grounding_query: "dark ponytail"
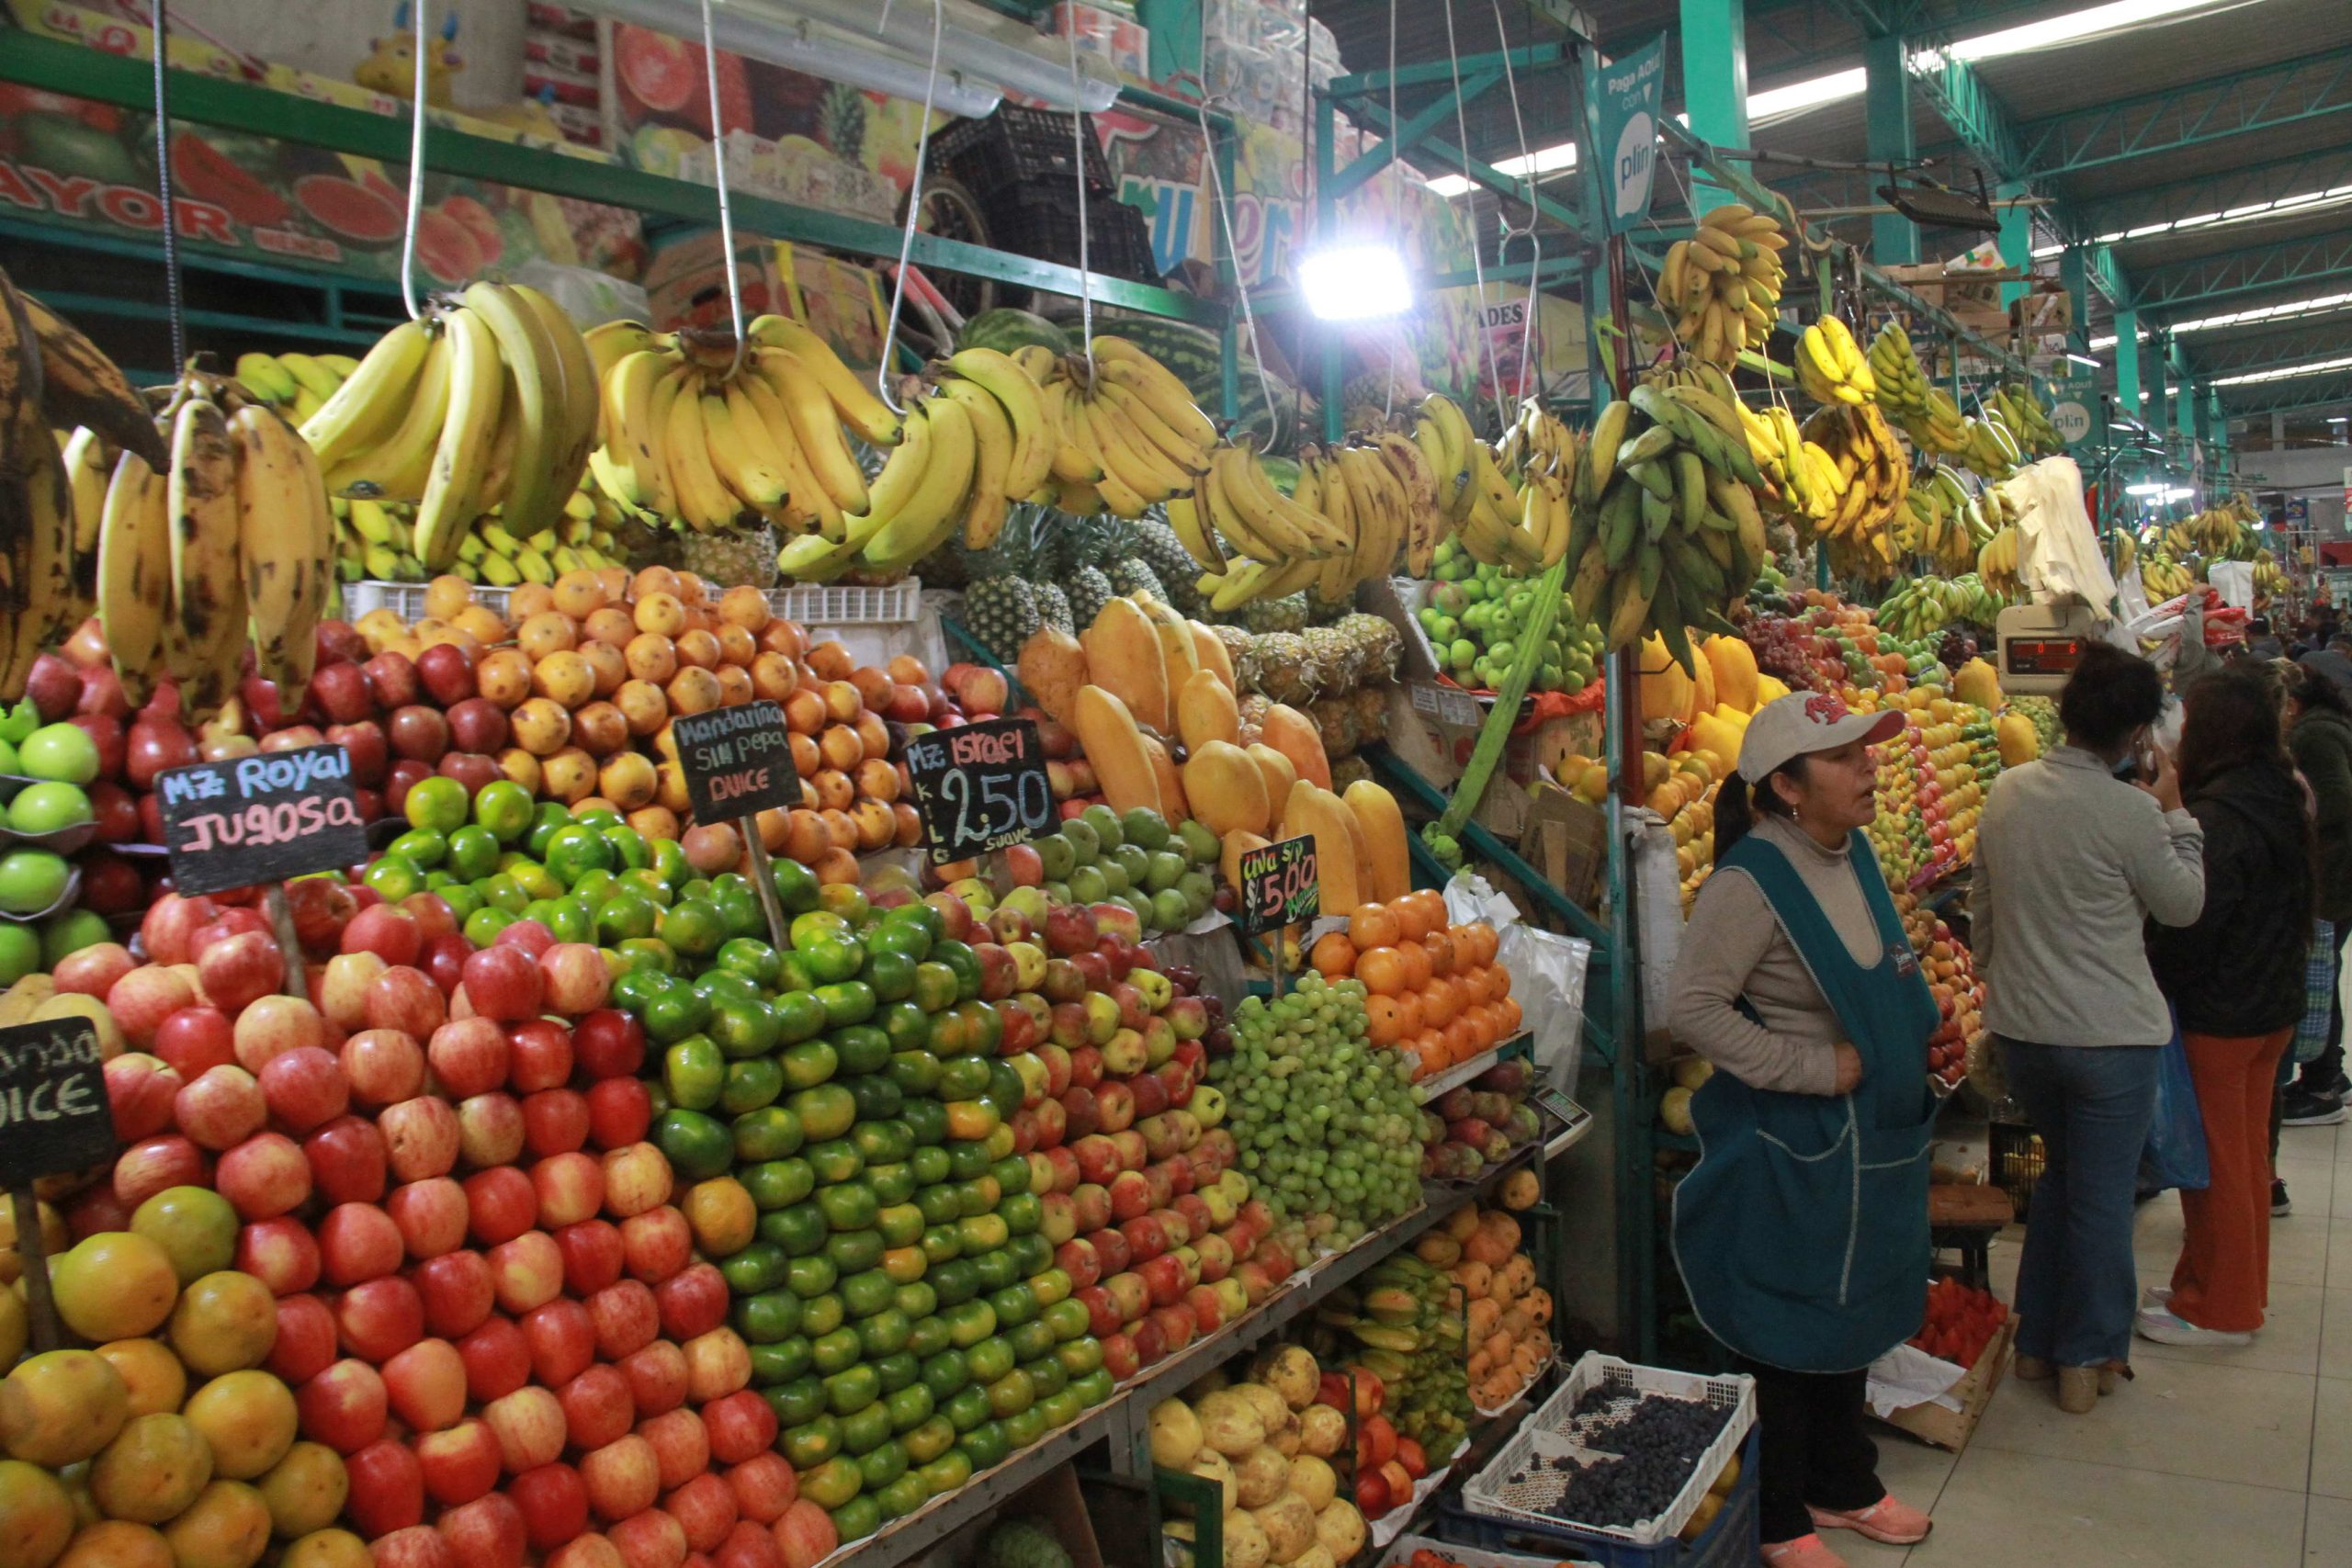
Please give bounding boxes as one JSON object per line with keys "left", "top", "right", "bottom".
{"left": 1713, "top": 756, "right": 1805, "bottom": 855}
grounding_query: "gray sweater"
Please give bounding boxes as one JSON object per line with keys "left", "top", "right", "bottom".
{"left": 1972, "top": 745, "right": 2206, "bottom": 1048}
{"left": 1668, "top": 814, "right": 1887, "bottom": 1096}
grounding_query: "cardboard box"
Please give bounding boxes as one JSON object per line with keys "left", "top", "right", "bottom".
{"left": 1525, "top": 784, "right": 1608, "bottom": 913}
{"left": 1881, "top": 1314, "right": 2015, "bottom": 1452}
{"left": 904, "top": 1462, "right": 1107, "bottom": 1568}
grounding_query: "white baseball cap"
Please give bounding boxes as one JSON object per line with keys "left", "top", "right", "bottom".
{"left": 1737, "top": 690, "right": 1905, "bottom": 782}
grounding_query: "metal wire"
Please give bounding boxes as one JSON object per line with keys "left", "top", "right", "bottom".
{"left": 1439, "top": 0, "right": 1507, "bottom": 434}
{"left": 1487, "top": 0, "right": 1542, "bottom": 401}
{"left": 1069, "top": 22, "right": 1093, "bottom": 367}
{"left": 399, "top": 0, "right": 428, "bottom": 321}
{"left": 1192, "top": 89, "right": 1283, "bottom": 445}
{"left": 698, "top": 0, "right": 746, "bottom": 377}
{"left": 150, "top": 0, "right": 187, "bottom": 367}
{"left": 875, "top": 0, "right": 947, "bottom": 414}
{"left": 1383, "top": 0, "right": 1400, "bottom": 422}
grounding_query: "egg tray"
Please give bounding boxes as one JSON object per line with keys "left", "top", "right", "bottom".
{"left": 0, "top": 864, "right": 83, "bottom": 924}
{"left": 0, "top": 774, "right": 97, "bottom": 855}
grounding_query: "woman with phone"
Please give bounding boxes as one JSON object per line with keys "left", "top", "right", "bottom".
{"left": 1973, "top": 643, "right": 2206, "bottom": 1413}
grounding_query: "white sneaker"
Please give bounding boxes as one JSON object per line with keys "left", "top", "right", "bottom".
{"left": 2141, "top": 1284, "right": 2173, "bottom": 1309}
{"left": 2135, "top": 1304, "right": 2251, "bottom": 1348}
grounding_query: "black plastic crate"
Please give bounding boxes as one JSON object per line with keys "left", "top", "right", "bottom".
{"left": 932, "top": 104, "right": 1115, "bottom": 199}
{"left": 990, "top": 187, "right": 1161, "bottom": 281}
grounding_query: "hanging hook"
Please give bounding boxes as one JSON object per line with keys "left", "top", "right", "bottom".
{"left": 149, "top": 0, "right": 187, "bottom": 369}
{"left": 1069, "top": 23, "right": 1094, "bottom": 373}
{"left": 397, "top": 0, "right": 429, "bottom": 321}
{"left": 876, "top": 0, "right": 946, "bottom": 416}
{"left": 698, "top": 0, "right": 746, "bottom": 378}
{"left": 1437, "top": 0, "right": 1506, "bottom": 434}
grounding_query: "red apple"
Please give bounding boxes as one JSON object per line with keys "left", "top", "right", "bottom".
{"left": 381, "top": 1095, "right": 462, "bottom": 1181}
{"left": 526, "top": 1088, "right": 593, "bottom": 1156}
{"left": 344, "top": 1438, "right": 426, "bottom": 1538}
{"left": 586, "top": 1079, "right": 653, "bottom": 1151}
{"left": 619, "top": 1340, "right": 689, "bottom": 1417}
{"left": 388, "top": 1176, "right": 469, "bottom": 1260}
{"left": 560, "top": 1363, "right": 639, "bottom": 1452}
{"left": 524, "top": 1297, "right": 598, "bottom": 1388}
{"left": 304, "top": 1113, "right": 388, "bottom": 1205}
{"left": 557, "top": 1218, "right": 628, "bottom": 1297}
{"left": 489, "top": 1228, "right": 566, "bottom": 1315}
{"left": 336, "top": 1273, "right": 424, "bottom": 1362}
{"left": 466, "top": 1166, "right": 538, "bottom": 1247}
{"left": 650, "top": 1258, "right": 723, "bottom": 1336}
{"left": 417, "top": 1416, "right": 506, "bottom": 1507}
{"left": 236, "top": 1214, "right": 322, "bottom": 1295}
{"left": 510, "top": 1461, "right": 591, "bottom": 1553}
{"left": 298, "top": 1357, "right": 390, "bottom": 1454}
{"left": 484, "top": 1383, "right": 570, "bottom": 1475}
{"left": 319, "top": 1201, "right": 405, "bottom": 1286}
{"left": 266, "top": 1292, "right": 339, "bottom": 1384}
{"left": 458, "top": 1314, "right": 531, "bottom": 1404}
{"left": 413, "top": 1247, "right": 497, "bottom": 1339}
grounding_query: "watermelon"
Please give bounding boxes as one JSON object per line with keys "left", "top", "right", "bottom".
{"left": 957, "top": 308, "right": 1072, "bottom": 357}
{"left": 1102, "top": 317, "right": 1312, "bottom": 457}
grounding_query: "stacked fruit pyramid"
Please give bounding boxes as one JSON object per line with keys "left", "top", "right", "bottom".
{"left": 1416, "top": 1186, "right": 1550, "bottom": 1414}
{"left": 1148, "top": 1344, "right": 1374, "bottom": 1566}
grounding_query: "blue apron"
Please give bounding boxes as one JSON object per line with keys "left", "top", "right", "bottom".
{"left": 1671, "top": 829, "right": 1941, "bottom": 1373}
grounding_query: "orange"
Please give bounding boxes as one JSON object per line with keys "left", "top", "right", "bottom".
{"left": 1425, "top": 930, "right": 1458, "bottom": 978}
{"left": 1394, "top": 990, "right": 1426, "bottom": 1038}
{"left": 1464, "top": 1004, "right": 1498, "bottom": 1052}
{"left": 1392, "top": 897, "right": 1431, "bottom": 943}
{"left": 1497, "top": 998, "right": 1523, "bottom": 1034}
{"left": 1468, "top": 923, "right": 1498, "bottom": 966}
{"left": 1356, "top": 947, "right": 1408, "bottom": 997}
{"left": 1422, "top": 976, "right": 1460, "bottom": 1028}
{"left": 1445, "top": 1017, "right": 1479, "bottom": 1062}
{"left": 1310, "top": 933, "right": 1358, "bottom": 979}
{"left": 1413, "top": 1030, "right": 1450, "bottom": 1073}
{"left": 1396, "top": 940, "right": 1433, "bottom": 992}
{"left": 1364, "top": 996, "right": 1405, "bottom": 1045}
{"left": 1347, "top": 904, "right": 1400, "bottom": 951}
{"left": 1411, "top": 888, "right": 1449, "bottom": 931}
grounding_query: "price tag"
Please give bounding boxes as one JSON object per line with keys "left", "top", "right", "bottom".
{"left": 0, "top": 1017, "right": 115, "bottom": 1186}
{"left": 1238, "top": 834, "right": 1318, "bottom": 935}
{"left": 903, "top": 717, "right": 1055, "bottom": 866}
{"left": 672, "top": 701, "right": 800, "bottom": 824}
{"left": 156, "top": 745, "right": 370, "bottom": 897}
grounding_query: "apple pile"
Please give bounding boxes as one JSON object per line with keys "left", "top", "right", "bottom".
{"left": 920, "top": 802, "right": 1228, "bottom": 942}
{"left": 19, "top": 889, "right": 847, "bottom": 1568}
{"left": 1148, "top": 1344, "right": 1371, "bottom": 1568}
{"left": 1418, "top": 1059, "right": 1543, "bottom": 1183}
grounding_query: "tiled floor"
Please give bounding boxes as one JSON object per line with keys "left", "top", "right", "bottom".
{"left": 1843, "top": 1115, "right": 2350, "bottom": 1565}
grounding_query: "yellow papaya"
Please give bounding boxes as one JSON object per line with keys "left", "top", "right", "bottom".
{"left": 1183, "top": 740, "right": 1269, "bottom": 836}
{"left": 1071, "top": 684, "right": 1162, "bottom": 816}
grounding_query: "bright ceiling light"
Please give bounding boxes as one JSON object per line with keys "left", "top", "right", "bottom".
{"left": 1427, "top": 140, "right": 1576, "bottom": 199}
{"left": 2064, "top": 352, "right": 2102, "bottom": 368}
{"left": 1299, "top": 245, "right": 1410, "bottom": 321}
{"left": 2215, "top": 354, "right": 2352, "bottom": 388}
{"left": 1749, "top": 68, "right": 1866, "bottom": 121}
{"left": 2125, "top": 482, "right": 2165, "bottom": 495}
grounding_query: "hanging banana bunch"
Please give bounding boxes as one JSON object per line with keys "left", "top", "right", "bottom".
{"left": 2111, "top": 525, "right": 2139, "bottom": 580}
{"left": 1795, "top": 314, "right": 1877, "bottom": 406}
{"left": 1959, "top": 406, "right": 2022, "bottom": 480}
{"left": 1658, "top": 202, "right": 1788, "bottom": 368}
{"left": 89, "top": 371, "right": 335, "bottom": 719}
{"left": 1990, "top": 383, "right": 2063, "bottom": 457}
{"left": 1798, "top": 400, "right": 1910, "bottom": 569}
{"left": 1977, "top": 526, "right": 2023, "bottom": 597}
{"left": 2138, "top": 552, "right": 2196, "bottom": 600}
{"left": 1875, "top": 573, "right": 2007, "bottom": 640}
{"left": 299, "top": 281, "right": 599, "bottom": 570}
{"left": 1865, "top": 321, "right": 1931, "bottom": 423}
{"left": 1038, "top": 335, "right": 1216, "bottom": 522}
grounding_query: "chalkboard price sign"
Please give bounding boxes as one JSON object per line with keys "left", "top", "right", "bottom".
{"left": 1238, "top": 834, "right": 1318, "bottom": 934}
{"left": 157, "top": 745, "right": 370, "bottom": 897}
{"left": 0, "top": 1017, "right": 116, "bottom": 1186}
{"left": 903, "top": 717, "right": 1054, "bottom": 866}
{"left": 673, "top": 702, "right": 800, "bottom": 824}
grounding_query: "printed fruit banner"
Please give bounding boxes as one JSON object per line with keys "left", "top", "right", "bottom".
{"left": 0, "top": 84, "right": 644, "bottom": 288}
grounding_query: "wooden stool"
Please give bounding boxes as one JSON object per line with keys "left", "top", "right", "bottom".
{"left": 1928, "top": 1183, "right": 2015, "bottom": 1293}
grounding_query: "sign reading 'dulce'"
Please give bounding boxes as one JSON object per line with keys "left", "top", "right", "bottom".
{"left": 673, "top": 701, "right": 801, "bottom": 824}
{"left": 0, "top": 1017, "right": 116, "bottom": 1186}
{"left": 903, "top": 716, "right": 1054, "bottom": 866}
{"left": 1238, "top": 834, "right": 1319, "bottom": 935}
{"left": 157, "top": 744, "right": 371, "bottom": 897}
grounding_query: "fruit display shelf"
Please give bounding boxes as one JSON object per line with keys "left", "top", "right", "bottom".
{"left": 1412, "top": 1040, "right": 1529, "bottom": 1107}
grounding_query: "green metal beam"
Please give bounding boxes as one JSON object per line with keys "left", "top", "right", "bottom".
{"left": 1680, "top": 0, "right": 1751, "bottom": 215}
{"left": 2218, "top": 369, "right": 2352, "bottom": 418}
{"left": 1327, "top": 70, "right": 1502, "bottom": 204}
{"left": 0, "top": 32, "right": 1222, "bottom": 325}
{"left": 2187, "top": 321, "right": 2352, "bottom": 378}
{"left": 2114, "top": 306, "right": 2141, "bottom": 414}
{"left": 1324, "top": 43, "right": 1569, "bottom": 100}
{"left": 2070, "top": 146, "right": 2352, "bottom": 244}
{"left": 2009, "top": 44, "right": 2352, "bottom": 182}
{"left": 2132, "top": 226, "right": 2352, "bottom": 312}
{"left": 1342, "top": 95, "right": 1585, "bottom": 235}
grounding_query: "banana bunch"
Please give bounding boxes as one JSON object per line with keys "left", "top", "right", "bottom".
{"left": 2139, "top": 552, "right": 2196, "bottom": 601}
{"left": 1865, "top": 321, "right": 1931, "bottom": 420}
{"left": 1035, "top": 337, "right": 1218, "bottom": 524}
{"left": 1, "top": 269, "right": 173, "bottom": 699}
{"left": 1409, "top": 391, "right": 1480, "bottom": 524}
{"left": 1185, "top": 434, "right": 1425, "bottom": 610}
{"left": 300, "top": 281, "right": 597, "bottom": 570}
{"left": 2254, "top": 557, "right": 2289, "bottom": 599}
{"left": 91, "top": 371, "right": 334, "bottom": 718}
{"left": 2112, "top": 526, "right": 2138, "bottom": 579}
{"left": 1734, "top": 397, "right": 1840, "bottom": 526}
{"left": 1896, "top": 387, "right": 1971, "bottom": 460}
{"left": 1798, "top": 400, "right": 1910, "bottom": 559}
{"left": 1959, "top": 407, "right": 2022, "bottom": 480}
{"left": 334, "top": 477, "right": 633, "bottom": 586}
{"left": 2170, "top": 495, "right": 2261, "bottom": 559}
{"left": 1977, "top": 524, "right": 2024, "bottom": 597}
{"left": 232, "top": 350, "right": 362, "bottom": 422}
{"left": 1991, "top": 383, "right": 2062, "bottom": 457}
{"left": 1564, "top": 381, "right": 1770, "bottom": 670}
{"left": 590, "top": 312, "right": 901, "bottom": 542}
{"left": 1875, "top": 572, "right": 2007, "bottom": 640}
{"left": 1907, "top": 465, "right": 2001, "bottom": 574}
{"left": 1658, "top": 201, "right": 1789, "bottom": 367}
{"left": 1796, "top": 315, "right": 1877, "bottom": 407}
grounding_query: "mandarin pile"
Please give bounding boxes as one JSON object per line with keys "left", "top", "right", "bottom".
{"left": 1306, "top": 893, "right": 1518, "bottom": 1081}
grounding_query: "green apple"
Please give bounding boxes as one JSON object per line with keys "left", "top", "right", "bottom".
{"left": 0, "top": 847, "right": 71, "bottom": 914}
{"left": 17, "top": 724, "right": 97, "bottom": 784}
{"left": 41, "top": 908, "right": 112, "bottom": 965}
{"left": 6, "top": 783, "right": 89, "bottom": 834}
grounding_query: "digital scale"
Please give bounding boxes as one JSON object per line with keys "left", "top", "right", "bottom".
{"left": 1995, "top": 602, "right": 2104, "bottom": 695}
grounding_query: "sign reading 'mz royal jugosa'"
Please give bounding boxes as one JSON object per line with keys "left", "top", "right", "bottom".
{"left": 155, "top": 744, "right": 370, "bottom": 897}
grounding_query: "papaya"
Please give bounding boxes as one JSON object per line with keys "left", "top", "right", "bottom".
{"left": 1016, "top": 627, "right": 1088, "bottom": 726}
{"left": 1139, "top": 732, "right": 1190, "bottom": 819}
{"left": 1187, "top": 620, "right": 1237, "bottom": 690}
{"left": 1247, "top": 744, "right": 1299, "bottom": 828}
{"left": 1220, "top": 829, "right": 1271, "bottom": 892}
{"left": 1071, "top": 684, "right": 1162, "bottom": 816}
{"left": 1702, "top": 634, "right": 1760, "bottom": 714}
{"left": 1176, "top": 668, "right": 1240, "bottom": 750}
{"left": 1283, "top": 781, "right": 1368, "bottom": 917}
{"left": 1754, "top": 672, "right": 1792, "bottom": 706}
{"left": 1687, "top": 641, "right": 1715, "bottom": 722}
{"left": 1637, "top": 634, "right": 1693, "bottom": 727}
{"left": 1997, "top": 709, "right": 2041, "bottom": 767}
{"left": 1182, "top": 740, "right": 1269, "bottom": 836}
{"left": 1954, "top": 657, "right": 2002, "bottom": 709}
{"left": 1261, "top": 704, "right": 1330, "bottom": 791}
{"left": 1131, "top": 595, "right": 1202, "bottom": 712}
{"left": 1080, "top": 598, "right": 1171, "bottom": 730}
{"left": 1340, "top": 779, "right": 1409, "bottom": 904}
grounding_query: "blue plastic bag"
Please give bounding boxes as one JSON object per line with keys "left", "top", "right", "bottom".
{"left": 2143, "top": 1011, "right": 2211, "bottom": 1193}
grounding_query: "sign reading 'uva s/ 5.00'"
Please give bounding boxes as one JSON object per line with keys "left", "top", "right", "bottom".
{"left": 155, "top": 745, "right": 371, "bottom": 897}
{"left": 903, "top": 717, "right": 1055, "bottom": 866}
{"left": 1238, "top": 834, "right": 1319, "bottom": 934}
{"left": 672, "top": 702, "right": 800, "bottom": 824}
{"left": 0, "top": 1016, "right": 116, "bottom": 1186}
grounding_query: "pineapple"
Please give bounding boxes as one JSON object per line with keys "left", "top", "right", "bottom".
{"left": 1035, "top": 581, "right": 1073, "bottom": 634}
{"left": 1237, "top": 693, "right": 1272, "bottom": 746}
{"left": 1133, "top": 515, "right": 1205, "bottom": 614}
{"left": 1302, "top": 626, "right": 1352, "bottom": 697}
{"left": 1108, "top": 551, "right": 1166, "bottom": 604}
{"left": 1069, "top": 563, "right": 1114, "bottom": 632}
{"left": 1252, "top": 632, "right": 1313, "bottom": 705}
{"left": 817, "top": 83, "right": 867, "bottom": 161}
{"left": 1351, "top": 684, "right": 1388, "bottom": 744}
{"left": 1242, "top": 592, "right": 1309, "bottom": 635}
{"left": 1337, "top": 612, "right": 1401, "bottom": 683}
{"left": 963, "top": 533, "right": 1041, "bottom": 660}
{"left": 675, "top": 523, "right": 776, "bottom": 587}
{"left": 1305, "top": 586, "right": 1355, "bottom": 625}
{"left": 1213, "top": 625, "right": 1254, "bottom": 691}
{"left": 1308, "top": 695, "right": 1359, "bottom": 758}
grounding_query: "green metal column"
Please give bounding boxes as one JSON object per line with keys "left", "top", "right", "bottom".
{"left": 2061, "top": 246, "right": 2091, "bottom": 355}
{"left": 1679, "top": 0, "right": 1749, "bottom": 215}
{"left": 1863, "top": 32, "right": 1917, "bottom": 265}
{"left": 2115, "top": 308, "right": 2141, "bottom": 423}
{"left": 1996, "top": 180, "right": 2032, "bottom": 307}
{"left": 2149, "top": 329, "right": 2170, "bottom": 438}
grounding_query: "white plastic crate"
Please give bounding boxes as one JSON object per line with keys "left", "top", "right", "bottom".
{"left": 1463, "top": 1354, "right": 1754, "bottom": 1549}
{"left": 341, "top": 581, "right": 469, "bottom": 623}
{"left": 340, "top": 580, "right": 921, "bottom": 630}
{"left": 1383, "top": 1532, "right": 1600, "bottom": 1568}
